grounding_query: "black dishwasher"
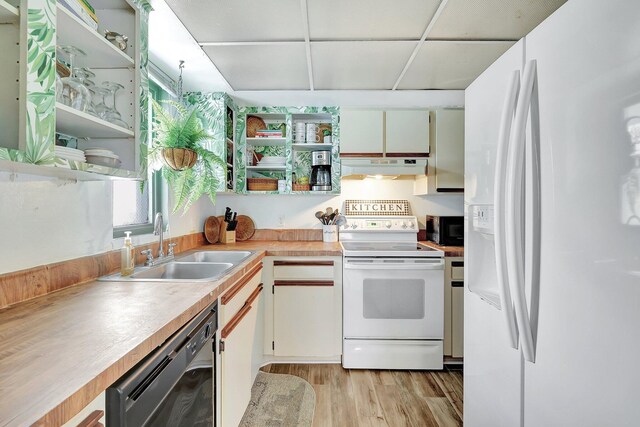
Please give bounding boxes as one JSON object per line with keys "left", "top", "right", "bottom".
{"left": 107, "top": 302, "right": 217, "bottom": 427}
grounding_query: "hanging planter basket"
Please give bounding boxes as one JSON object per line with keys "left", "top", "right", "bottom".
{"left": 161, "top": 148, "right": 198, "bottom": 171}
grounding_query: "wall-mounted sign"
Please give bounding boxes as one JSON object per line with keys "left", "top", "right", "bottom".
{"left": 344, "top": 200, "right": 410, "bottom": 216}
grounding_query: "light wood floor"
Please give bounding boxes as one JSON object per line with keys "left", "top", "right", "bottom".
{"left": 261, "top": 364, "right": 463, "bottom": 427}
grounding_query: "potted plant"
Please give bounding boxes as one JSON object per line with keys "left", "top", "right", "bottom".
{"left": 148, "top": 99, "right": 225, "bottom": 213}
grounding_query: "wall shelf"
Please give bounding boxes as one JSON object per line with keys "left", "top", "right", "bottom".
{"left": 56, "top": 103, "right": 134, "bottom": 139}
{"left": 0, "top": 159, "right": 140, "bottom": 181}
{"left": 56, "top": 4, "right": 134, "bottom": 68}
{"left": 0, "top": 0, "right": 18, "bottom": 23}
{"left": 246, "top": 165, "right": 286, "bottom": 171}
{"left": 246, "top": 137, "right": 286, "bottom": 146}
{"left": 292, "top": 143, "right": 333, "bottom": 151}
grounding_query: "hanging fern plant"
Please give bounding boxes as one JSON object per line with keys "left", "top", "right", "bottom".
{"left": 148, "top": 99, "right": 225, "bottom": 214}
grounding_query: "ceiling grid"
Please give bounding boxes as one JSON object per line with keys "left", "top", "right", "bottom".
{"left": 164, "top": 0, "right": 567, "bottom": 90}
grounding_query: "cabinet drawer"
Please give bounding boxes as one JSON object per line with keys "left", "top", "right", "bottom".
{"left": 220, "top": 263, "right": 262, "bottom": 324}
{"left": 273, "top": 260, "right": 334, "bottom": 280}
{"left": 451, "top": 261, "right": 464, "bottom": 280}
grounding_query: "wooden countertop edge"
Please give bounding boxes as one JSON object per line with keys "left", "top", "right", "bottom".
{"left": 30, "top": 252, "right": 266, "bottom": 427}
{"left": 420, "top": 241, "right": 464, "bottom": 257}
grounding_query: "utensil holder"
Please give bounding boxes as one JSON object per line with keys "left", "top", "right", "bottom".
{"left": 220, "top": 229, "right": 236, "bottom": 244}
{"left": 322, "top": 225, "right": 339, "bottom": 243}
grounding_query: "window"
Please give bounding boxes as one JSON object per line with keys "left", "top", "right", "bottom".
{"left": 112, "top": 80, "right": 169, "bottom": 237}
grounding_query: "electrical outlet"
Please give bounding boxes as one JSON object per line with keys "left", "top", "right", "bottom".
{"left": 278, "top": 215, "right": 285, "bottom": 228}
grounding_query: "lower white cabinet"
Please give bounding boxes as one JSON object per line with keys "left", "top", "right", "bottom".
{"left": 444, "top": 257, "right": 464, "bottom": 358}
{"left": 219, "top": 264, "right": 264, "bottom": 427}
{"left": 265, "top": 257, "right": 342, "bottom": 361}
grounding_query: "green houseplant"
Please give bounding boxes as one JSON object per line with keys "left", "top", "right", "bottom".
{"left": 149, "top": 99, "right": 225, "bottom": 214}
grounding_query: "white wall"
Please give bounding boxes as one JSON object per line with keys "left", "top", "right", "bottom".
{"left": 211, "top": 179, "right": 463, "bottom": 230}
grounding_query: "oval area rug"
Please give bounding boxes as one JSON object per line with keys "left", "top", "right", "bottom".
{"left": 240, "top": 372, "right": 316, "bottom": 427}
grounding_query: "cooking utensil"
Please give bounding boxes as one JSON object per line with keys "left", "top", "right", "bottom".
{"left": 203, "top": 216, "right": 221, "bottom": 244}
{"left": 336, "top": 215, "right": 347, "bottom": 226}
{"left": 331, "top": 209, "right": 339, "bottom": 224}
{"left": 224, "top": 207, "right": 232, "bottom": 222}
{"left": 315, "top": 211, "right": 325, "bottom": 223}
{"left": 235, "top": 215, "right": 256, "bottom": 241}
{"left": 325, "top": 207, "right": 333, "bottom": 216}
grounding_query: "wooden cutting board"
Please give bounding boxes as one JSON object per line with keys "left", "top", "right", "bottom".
{"left": 235, "top": 215, "right": 256, "bottom": 241}
{"left": 203, "top": 216, "right": 220, "bottom": 244}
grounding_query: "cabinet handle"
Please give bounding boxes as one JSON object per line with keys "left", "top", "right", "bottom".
{"left": 221, "top": 303, "right": 252, "bottom": 339}
{"left": 274, "top": 280, "right": 334, "bottom": 287}
{"left": 273, "top": 260, "right": 334, "bottom": 267}
{"left": 340, "top": 153, "right": 384, "bottom": 158}
{"left": 246, "top": 284, "right": 263, "bottom": 306}
{"left": 451, "top": 281, "right": 464, "bottom": 288}
{"left": 221, "top": 263, "right": 263, "bottom": 305}
{"left": 77, "top": 410, "right": 104, "bottom": 427}
{"left": 385, "top": 152, "right": 430, "bottom": 158}
{"left": 451, "top": 261, "right": 464, "bottom": 267}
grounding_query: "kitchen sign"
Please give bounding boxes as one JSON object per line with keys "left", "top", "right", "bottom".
{"left": 344, "top": 200, "right": 410, "bottom": 216}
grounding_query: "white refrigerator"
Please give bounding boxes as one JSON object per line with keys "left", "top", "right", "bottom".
{"left": 464, "top": 0, "right": 640, "bottom": 426}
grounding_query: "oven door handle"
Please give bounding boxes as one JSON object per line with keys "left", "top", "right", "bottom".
{"left": 344, "top": 259, "right": 444, "bottom": 270}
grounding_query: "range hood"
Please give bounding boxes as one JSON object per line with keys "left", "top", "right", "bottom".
{"left": 341, "top": 158, "right": 427, "bottom": 177}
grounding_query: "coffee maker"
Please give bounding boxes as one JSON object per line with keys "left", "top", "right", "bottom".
{"left": 310, "top": 151, "right": 332, "bottom": 191}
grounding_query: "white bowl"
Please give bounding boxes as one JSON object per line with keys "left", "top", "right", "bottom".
{"left": 85, "top": 155, "right": 122, "bottom": 168}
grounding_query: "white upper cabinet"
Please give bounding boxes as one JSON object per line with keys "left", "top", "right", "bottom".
{"left": 434, "top": 109, "right": 465, "bottom": 191}
{"left": 339, "top": 110, "right": 384, "bottom": 155}
{"left": 385, "top": 110, "right": 430, "bottom": 156}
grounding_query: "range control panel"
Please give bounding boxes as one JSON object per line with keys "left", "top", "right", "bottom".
{"left": 341, "top": 216, "right": 418, "bottom": 232}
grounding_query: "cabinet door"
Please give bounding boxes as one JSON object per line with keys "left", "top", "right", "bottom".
{"left": 451, "top": 282, "right": 464, "bottom": 358}
{"left": 221, "top": 287, "right": 263, "bottom": 427}
{"left": 434, "top": 109, "right": 464, "bottom": 191}
{"left": 339, "top": 110, "right": 384, "bottom": 155}
{"left": 385, "top": 110, "right": 430, "bottom": 156}
{"left": 274, "top": 283, "right": 339, "bottom": 357}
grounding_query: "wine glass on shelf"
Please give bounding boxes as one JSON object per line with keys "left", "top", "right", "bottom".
{"left": 75, "top": 67, "right": 98, "bottom": 116}
{"left": 92, "top": 86, "right": 111, "bottom": 120}
{"left": 102, "top": 81, "right": 129, "bottom": 129}
{"left": 57, "top": 45, "right": 91, "bottom": 113}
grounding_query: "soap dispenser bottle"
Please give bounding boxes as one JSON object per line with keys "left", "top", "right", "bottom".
{"left": 121, "top": 231, "right": 135, "bottom": 276}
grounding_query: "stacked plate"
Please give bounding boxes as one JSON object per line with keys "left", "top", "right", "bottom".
{"left": 83, "top": 148, "right": 122, "bottom": 168}
{"left": 258, "top": 156, "right": 286, "bottom": 166}
{"left": 55, "top": 146, "right": 86, "bottom": 163}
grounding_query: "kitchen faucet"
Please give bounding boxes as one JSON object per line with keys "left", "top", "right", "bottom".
{"left": 140, "top": 213, "right": 176, "bottom": 267}
{"left": 154, "top": 212, "right": 165, "bottom": 257}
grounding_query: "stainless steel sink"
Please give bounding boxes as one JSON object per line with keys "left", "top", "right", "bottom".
{"left": 177, "top": 250, "right": 253, "bottom": 264}
{"left": 130, "top": 262, "right": 233, "bottom": 281}
{"left": 99, "top": 262, "right": 234, "bottom": 282}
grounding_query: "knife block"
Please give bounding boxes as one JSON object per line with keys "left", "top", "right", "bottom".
{"left": 219, "top": 228, "right": 236, "bottom": 244}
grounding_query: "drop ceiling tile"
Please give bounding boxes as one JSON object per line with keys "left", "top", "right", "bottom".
{"left": 307, "top": 0, "right": 440, "bottom": 41}
{"left": 202, "top": 44, "right": 309, "bottom": 90}
{"left": 165, "top": 0, "right": 304, "bottom": 42}
{"left": 429, "top": 0, "right": 567, "bottom": 40}
{"left": 311, "top": 41, "right": 416, "bottom": 90}
{"left": 397, "top": 41, "right": 514, "bottom": 89}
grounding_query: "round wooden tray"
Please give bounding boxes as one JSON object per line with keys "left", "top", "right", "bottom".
{"left": 246, "top": 116, "right": 267, "bottom": 138}
{"left": 235, "top": 215, "right": 256, "bottom": 241}
{"left": 203, "top": 216, "right": 220, "bottom": 244}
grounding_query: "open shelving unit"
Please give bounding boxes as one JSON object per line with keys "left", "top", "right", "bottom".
{"left": 56, "top": 103, "right": 134, "bottom": 138}
{"left": 56, "top": 4, "right": 134, "bottom": 68}
{"left": 238, "top": 107, "right": 340, "bottom": 194}
{"left": 0, "top": 159, "right": 140, "bottom": 181}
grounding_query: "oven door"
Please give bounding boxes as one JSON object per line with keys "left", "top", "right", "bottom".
{"left": 343, "top": 257, "right": 444, "bottom": 339}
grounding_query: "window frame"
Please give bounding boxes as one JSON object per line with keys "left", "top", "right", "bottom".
{"left": 112, "top": 80, "right": 168, "bottom": 238}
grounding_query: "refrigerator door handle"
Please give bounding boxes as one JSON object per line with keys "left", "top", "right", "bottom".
{"left": 494, "top": 69, "right": 521, "bottom": 350}
{"left": 506, "top": 59, "right": 537, "bottom": 363}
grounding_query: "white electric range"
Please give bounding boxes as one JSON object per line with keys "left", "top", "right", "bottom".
{"left": 340, "top": 216, "right": 445, "bottom": 370}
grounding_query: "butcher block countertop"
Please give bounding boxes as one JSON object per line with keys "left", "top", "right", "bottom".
{"left": 420, "top": 241, "right": 464, "bottom": 257}
{"left": 0, "top": 241, "right": 340, "bottom": 427}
